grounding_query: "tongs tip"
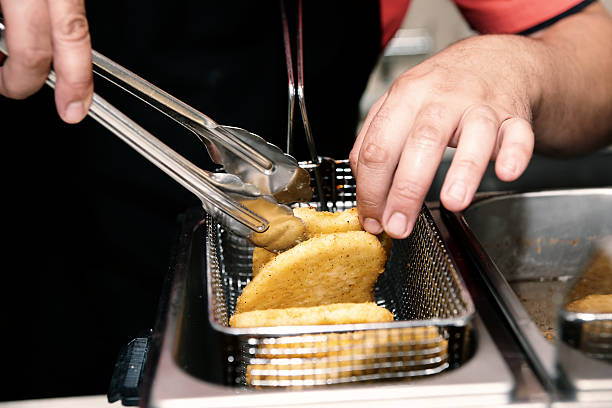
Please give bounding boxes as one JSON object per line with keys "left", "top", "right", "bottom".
{"left": 273, "top": 166, "right": 313, "bottom": 204}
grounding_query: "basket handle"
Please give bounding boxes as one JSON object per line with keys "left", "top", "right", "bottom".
{"left": 107, "top": 330, "right": 152, "bottom": 406}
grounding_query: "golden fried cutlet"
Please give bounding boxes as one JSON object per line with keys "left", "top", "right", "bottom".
{"left": 566, "top": 294, "right": 612, "bottom": 313}
{"left": 293, "top": 207, "right": 363, "bottom": 238}
{"left": 251, "top": 207, "right": 392, "bottom": 277}
{"left": 252, "top": 247, "right": 276, "bottom": 278}
{"left": 229, "top": 302, "right": 394, "bottom": 328}
{"left": 236, "top": 231, "right": 387, "bottom": 313}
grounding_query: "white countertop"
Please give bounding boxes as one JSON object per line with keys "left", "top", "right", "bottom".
{"left": 0, "top": 395, "right": 113, "bottom": 408}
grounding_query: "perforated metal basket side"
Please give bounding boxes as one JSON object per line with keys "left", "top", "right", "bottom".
{"left": 560, "top": 312, "right": 612, "bottom": 362}
{"left": 241, "top": 327, "right": 451, "bottom": 388}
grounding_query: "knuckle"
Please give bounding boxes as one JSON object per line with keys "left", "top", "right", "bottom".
{"left": 356, "top": 186, "right": 383, "bottom": 214}
{"left": 411, "top": 123, "right": 445, "bottom": 150}
{"left": 13, "top": 47, "right": 52, "bottom": 71}
{"left": 60, "top": 75, "right": 92, "bottom": 91}
{"left": 348, "top": 149, "right": 359, "bottom": 170}
{"left": 466, "top": 105, "right": 498, "bottom": 126}
{"left": 391, "top": 179, "right": 425, "bottom": 205}
{"left": 1, "top": 73, "right": 44, "bottom": 99}
{"left": 419, "top": 103, "right": 447, "bottom": 122}
{"left": 360, "top": 140, "right": 389, "bottom": 167}
{"left": 367, "top": 105, "right": 391, "bottom": 134}
{"left": 390, "top": 74, "right": 413, "bottom": 94}
{"left": 454, "top": 155, "right": 482, "bottom": 174}
{"left": 56, "top": 14, "right": 90, "bottom": 43}
{"left": 504, "top": 142, "right": 532, "bottom": 159}
{"left": 473, "top": 114, "right": 498, "bottom": 129}
{"left": 356, "top": 197, "right": 379, "bottom": 212}
{"left": 392, "top": 75, "right": 427, "bottom": 103}
{"left": 2, "top": 85, "right": 32, "bottom": 100}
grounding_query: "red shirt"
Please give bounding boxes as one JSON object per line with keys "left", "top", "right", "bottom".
{"left": 380, "top": 0, "right": 593, "bottom": 48}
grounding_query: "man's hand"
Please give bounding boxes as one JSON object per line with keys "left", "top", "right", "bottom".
{"left": 350, "top": 35, "right": 538, "bottom": 238}
{"left": 0, "top": 0, "right": 92, "bottom": 123}
{"left": 350, "top": 2, "right": 612, "bottom": 239}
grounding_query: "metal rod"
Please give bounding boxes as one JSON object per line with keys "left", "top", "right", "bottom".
{"left": 90, "top": 50, "right": 274, "bottom": 173}
{"left": 47, "top": 72, "right": 270, "bottom": 233}
{"left": 280, "top": 0, "right": 327, "bottom": 210}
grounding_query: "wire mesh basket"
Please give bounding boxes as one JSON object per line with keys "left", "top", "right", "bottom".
{"left": 205, "top": 159, "right": 475, "bottom": 388}
{"left": 560, "top": 317, "right": 612, "bottom": 362}
{"left": 559, "top": 235, "right": 612, "bottom": 363}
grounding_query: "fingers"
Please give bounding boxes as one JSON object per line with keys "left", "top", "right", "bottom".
{"left": 0, "top": 0, "right": 53, "bottom": 99}
{"left": 440, "top": 105, "right": 501, "bottom": 212}
{"left": 381, "top": 103, "right": 456, "bottom": 238}
{"left": 48, "top": 0, "right": 92, "bottom": 123}
{"left": 0, "top": 0, "right": 92, "bottom": 124}
{"left": 355, "top": 94, "right": 534, "bottom": 239}
{"left": 350, "top": 95, "right": 385, "bottom": 179}
{"left": 352, "top": 89, "right": 419, "bottom": 235}
{"left": 494, "top": 117, "right": 534, "bottom": 181}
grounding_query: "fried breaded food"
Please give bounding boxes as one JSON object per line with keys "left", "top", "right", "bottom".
{"left": 293, "top": 206, "right": 393, "bottom": 254}
{"left": 252, "top": 247, "right": 276, "bottom": 277}
{"left": 378, "top": 232, "right": 393, "bottom": 256}
{"left": 251, "top": 207, "right": 393, "bottom": 277}
{"left": 293, "top": 207, "right": 363, "bottom": 238}
{"left": 229, "top": 302, "right": 393, "bottom": 328}
{"left": 251, "top": 207, "right": 363, "bottom": 277}
{"left": 236, "top": 231, "right": 387, "bottom": 313}
{"left": 566, "top": 294, "right": 612, "bottom": 313}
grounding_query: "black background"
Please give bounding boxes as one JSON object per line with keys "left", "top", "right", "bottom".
{"left": 0, "top": 1, "right": 381, "bottom": 400}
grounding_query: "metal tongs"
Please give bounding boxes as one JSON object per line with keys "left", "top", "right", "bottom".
{"left": 0, "top": 20, "right": 312, "bottom": 248}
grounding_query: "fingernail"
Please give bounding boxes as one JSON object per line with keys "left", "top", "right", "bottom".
{"left": 64, "top": 101, "right": 85, "bottom": 123}
{"left": 447, "top": 181, "right": 466, "bottom": 203}
{"left": 387, "top": 212, "right": 408, "bottom": 237}
{"left": 363, "top": 218, "right": 383, "bottom": 234}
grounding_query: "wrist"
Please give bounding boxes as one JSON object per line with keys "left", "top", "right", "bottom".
{"left": 447, "top": 34, "right": 549, "bottom": 122}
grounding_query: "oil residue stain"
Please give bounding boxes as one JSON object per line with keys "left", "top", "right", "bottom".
{"left": 518, "top": 236, "right": 583, "bottom": 256}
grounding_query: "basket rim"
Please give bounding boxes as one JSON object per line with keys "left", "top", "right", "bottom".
{"left": 205, "top": 204, "right": 475, "bottom": 337}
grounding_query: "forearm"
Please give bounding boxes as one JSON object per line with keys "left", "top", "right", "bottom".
{"left": 529, "top": 2, "right": 612, "bottom": 156}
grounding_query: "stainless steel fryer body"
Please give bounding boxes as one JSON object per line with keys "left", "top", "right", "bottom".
{"left": 142, "top": 208, "right": 516, "bottom": 408}
{"left": 444, "top": 188, "right": 612, "bottom": 399}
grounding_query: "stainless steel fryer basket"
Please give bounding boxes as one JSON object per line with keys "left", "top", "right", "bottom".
{"left": 205, "top": 159, "right": 475, "bottom": 387}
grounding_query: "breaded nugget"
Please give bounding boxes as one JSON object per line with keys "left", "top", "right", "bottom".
{"left": 566, "top": 294, "right": 612, "bottom": 313}
{"left": 236, "top": 231, "right": 386, "bottom": 313}
{"left": 293, "top": 207, "right": 362, "bottom": 238}
{"left": 252, "top": 247, "right": 276, "bottom": 277}
{"left": 229, "top": 302, "right": 394, "bottom": 328}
